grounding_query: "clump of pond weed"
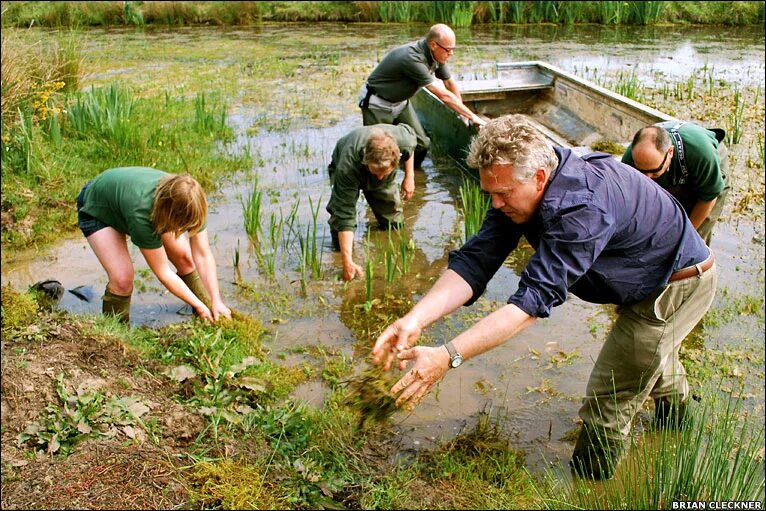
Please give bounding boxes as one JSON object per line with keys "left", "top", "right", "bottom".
{"left": 342, "top": 365, "right": 401, "bottom": 429}
{"left": 592, "top": 139, "right": 626, "bottom": 154}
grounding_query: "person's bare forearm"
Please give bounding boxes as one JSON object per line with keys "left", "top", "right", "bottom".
{"left": 450, "top": 303, "right": 536, "bottom": 362}
{"left": 339, "top": 230, "right": 355, "bottom": 266}
{"left": 444, "top": 78, "right": 463, "bottom": 103}
{"left": 689, "top": 198, "right": 716, "bottom": 228}
{"left": 406, "top": 269, "right": 473, "bottom": 328}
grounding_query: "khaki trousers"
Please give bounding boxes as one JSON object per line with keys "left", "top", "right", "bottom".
{"left": 578, "top": 264, "right": 718, "bottom": 442}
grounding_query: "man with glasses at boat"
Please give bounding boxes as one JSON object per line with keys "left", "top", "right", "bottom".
{"left": 359, "top": 23, "right": 486, "bottom": 168}
{"left": 622, "top": 122, "right": 729, "bottom": 246}
{"left": 370, "top": 114, "right": 717, "bottom": 480}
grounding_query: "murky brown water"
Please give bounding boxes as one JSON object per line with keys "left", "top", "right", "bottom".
{"left": 2, "top": 23, "right": 763, "bottom": 475}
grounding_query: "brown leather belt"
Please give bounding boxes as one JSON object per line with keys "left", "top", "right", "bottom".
{"left": 668, "top": 252, "right": 715, "bottom": 283}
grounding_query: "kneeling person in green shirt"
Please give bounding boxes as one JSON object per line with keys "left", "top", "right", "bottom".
{"left": 76, "top": 167, "right": 231, "bottom": 324}
{"left": 326, "top": 124, "right": 417, "bottom": 281}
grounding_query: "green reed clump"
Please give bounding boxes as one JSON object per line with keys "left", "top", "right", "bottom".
{"left": 529, "top": 1, "right": 559, "bottom": 23}
{"left": 727, "top": 87, "right": 745, "bottom": 145}
{"left": 297, "top": 196, "right": 324, "bottom": 293}
{"left": 459, "top": 176, "right": 490, "bottom": 244}
{"left": 424, "top": 1, "right": 475, "bottom": 27}
{"left": 378, "top": 1, "right": 414, "bottom": 22}
{"left": 538, "top": 392, "right": 765, "bottom": 509}
{"left": 193, "top": 92, "right": 228, "bottom": 137}
{"left": 253, "top": 210, "right": 283, "bottom": 278}
{"left": 242, "top": 180, "right": 263, "bottom": 239}
{"left": 612, "top": 69, "right": 644, "bottom": 102}
{"left": 67, "top": 83, "right": 135, "bottom": 147}
{"left": 596, "top": 0, "right": 626, "bottom": 24}
{"left": 626, "top": 0, "right": 664, "bottom": 25}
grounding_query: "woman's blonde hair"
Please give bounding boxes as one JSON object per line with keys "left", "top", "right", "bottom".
{"left": 362, "top": 128, "right": 401, "bottom": 169}
{"left": 151, "top": 174, "right": 207, "bottom": 237}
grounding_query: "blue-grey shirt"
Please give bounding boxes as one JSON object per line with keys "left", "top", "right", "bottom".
{"left": 448, "top": 148, "right": 710, "bottom": 317}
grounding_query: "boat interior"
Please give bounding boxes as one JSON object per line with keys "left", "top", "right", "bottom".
{"left": 458, "top": 62, "right": 671, "bottom": 155}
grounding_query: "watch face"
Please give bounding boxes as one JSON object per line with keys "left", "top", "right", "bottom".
{"left": 450, "top": 355, "right": 463, "bottom": 368}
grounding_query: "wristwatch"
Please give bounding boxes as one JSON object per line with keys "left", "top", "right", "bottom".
{"left": 444, "top": 341, "right": 464, "bottom": 369}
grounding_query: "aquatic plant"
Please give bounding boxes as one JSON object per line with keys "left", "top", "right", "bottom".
{"left": 342, "top": 365, "right": 399, "bottom": 429}
{"left": 626, "top": 0, "right": 664, "bottom": 25}
{"left": 612, "top": 69, "right": 644, "bottom": 102}
{"left": 378, "top": 1, "right": 413, "bottom": 22}
{"left": 67, "top": 83, "right": 135, "bottom": 148}
{"left": 193, "top": 92, "right": 228, "bottom": 137}
{"left": 459, "top": 176, "right": 490, "bottom": 244}
{"left": 241, "top": 180, "right": 263, "bottom": 239}
{"left": 727, "top": 87, "right": 745, "bottom": 145}
{"left": 537, "top": 391, "right": 765, "bottom": 509}
{"left": 596, "top": 1, "right": 625, "bottom": 24}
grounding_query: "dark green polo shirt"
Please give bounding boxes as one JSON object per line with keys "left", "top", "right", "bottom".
{"left": 622, "top": 122, "right": 724, "bottom": 212}
{"left": 366, "top": 39, "right": 451, "bottom": 103}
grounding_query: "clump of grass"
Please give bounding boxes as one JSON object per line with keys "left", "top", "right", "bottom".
{"left": 727, "top": 86, "right": 745, "bottom": 145}
{"left": 67, "top": 83, "right": 136, "bottom": 148}
{"left": 188, "top": 458, "right": 284, "bottom": 510}
{"left": 378, "top": 1, "right": 413, "bottom": 22}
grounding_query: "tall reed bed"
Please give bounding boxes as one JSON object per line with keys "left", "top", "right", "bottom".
{"left": 727, "top": 87, "right": 745, "bottom": 145}
{"left": 378, "top": 1, "right": 414, "bottom": 22}
{"left": 459, "top": 176, "right": 490, "bottom": 243}
{"left": 538, "top": 393, "right": 765, "bottom": 509}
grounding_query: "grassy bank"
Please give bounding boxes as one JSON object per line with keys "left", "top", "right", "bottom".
{"left": 2, "top": 286, "right": 763, "bottom": 509}
{"left": 1, "top": 1, "right": 764, "bottom": 28}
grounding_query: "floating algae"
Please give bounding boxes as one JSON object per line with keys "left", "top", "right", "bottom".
{"left": 591, "top": 140, "right": 627, "bottom": 154}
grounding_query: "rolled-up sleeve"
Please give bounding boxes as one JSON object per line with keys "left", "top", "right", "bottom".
{"left": 447, "top": 208, "right": 521, "bottom": 306}
{"left": 509, "top": 203, "right": 615, "bottom": 317}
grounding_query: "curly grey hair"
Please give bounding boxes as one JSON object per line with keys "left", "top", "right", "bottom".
{"left": 466, "top": 114, "right": 558, "bottom": 183}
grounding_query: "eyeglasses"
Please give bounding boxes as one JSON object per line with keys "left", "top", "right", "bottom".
{"left": 434, "top": 41, "right": 456, "bottom": 54}
{"left": 636, "top": 148, "right": 670, "bottom": 175}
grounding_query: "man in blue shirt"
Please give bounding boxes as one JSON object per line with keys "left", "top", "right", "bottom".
{"left": 371, "top": 114, "right": 717, "bottom": 480}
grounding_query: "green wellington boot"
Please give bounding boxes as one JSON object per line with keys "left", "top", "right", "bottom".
{"left": 102, "top": 288, "right": 131, "bottom": 324}
{"left": 569, "top": 423, "right": 627, "bottom": 480}
{"left": 653, "top": 396, "right": 688, "bottom": 431}
{"left": 179, "top": 269, "right": 212, "bottom": 308}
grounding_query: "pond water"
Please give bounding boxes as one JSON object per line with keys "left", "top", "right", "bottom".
{"left": 2, "top": 23, "right": 764, "bottom": 475}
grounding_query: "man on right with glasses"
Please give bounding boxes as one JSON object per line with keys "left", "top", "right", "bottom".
{"left": 622, "top": 122, "right": 729, "bottom": 245}
{"left": 359, "top": 23, "right": 485, "bottom": 168}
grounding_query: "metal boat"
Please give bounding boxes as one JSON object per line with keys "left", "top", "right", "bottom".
{"left": 411, "top": 60, "right": 673, "bottom": 177}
